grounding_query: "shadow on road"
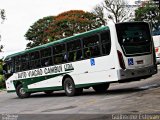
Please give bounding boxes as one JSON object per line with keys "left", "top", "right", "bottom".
{"left": 24, "top": 86, "right": 153, "bottom": 98}
{"left": 11, "top": 82, "right": 160, "bottom": 99}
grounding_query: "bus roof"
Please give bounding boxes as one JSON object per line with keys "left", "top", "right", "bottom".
{"left": 5, "top": 26, "right": 109, "bottom": 60}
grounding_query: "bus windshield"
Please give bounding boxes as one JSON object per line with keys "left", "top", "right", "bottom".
{"left": 116, "top": 22, "right": 152, "bottom": 56}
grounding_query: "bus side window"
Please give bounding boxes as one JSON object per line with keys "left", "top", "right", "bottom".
{"left": 67, "top": 40, "right": 82, "bottom": 62}
{"left": 15, "top": 56, "right": 21, "bottom": 72}
{"left": 83, "top": 34, "right": 100, "bottom": 59}
{"left": 7, "top": 63, "right": 12, "bottom": 73}
{"left": 29, "top": 51, "right": 41, "bottom": 69}
{"left": 3, "top": 60, "right": 14, "bottom": 79}
{"left": 40, "top": 47, "right": 52, "bottom": 67}
{"left": 84, "top": 48, "right": 91, "bottom": 58}
{"left": 21, "top": 54, "right": 29, "bottom": 71}
{"left": 53, "top": 44, "right": 66, "bottom": 64}
{"left": 100, "top": 31, "right": 111, "bottom": 55}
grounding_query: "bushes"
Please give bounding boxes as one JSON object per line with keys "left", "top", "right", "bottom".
{"left": 0, "top": 61, "right": 5, "bottom": 89}
{"left": 0, "top": 75, "right": 5, "bottom": 89}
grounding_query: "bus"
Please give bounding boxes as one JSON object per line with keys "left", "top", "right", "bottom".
{"left": 153, "top": 35, "right": 160, "bottom": 64}
{"left": 3, "top": 21, "right": 157, "bottom": 98}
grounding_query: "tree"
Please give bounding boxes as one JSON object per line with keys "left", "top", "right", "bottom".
{"left": 135, "top": 2, "right": 160, "bottom": 35}
{"left": 50, "top": 10, "right": 102, "bottom": 39}
{"left": 25, "top": 10, "right": 103, "bottom": 48}
{"left": 0, "top": 9, "right": 6, "bottom": 52}
{"left": 0, "top": 59, "right": 5, "bottom": 88}
{"left": 92, "top": 5, "right": 106, "bottom": 25}
{"left": 25, "top": 16, "right": 55, "bottom": 49}
{"left": 92, "top": 0, "right": 132, "bottom": 23}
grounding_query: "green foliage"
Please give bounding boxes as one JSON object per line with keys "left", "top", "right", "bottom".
{"left": 0, "top": 59, "right": 3, "bottom": 74}
{"left": 25, "top": 16, "right": 55, "bottom": 49}
{"left": 135, "top": 2, "right": 160, "bottom": 35}
{"left": 0, "top": 64, "right": 2, "bottom": 73}
{"left": 0, "top": 60, "right": 5, "bottom": 88}
{"left": 25, "top": 10, "right": 103, "bottom": 49}
{"left": 0, "top": 75, "right": 5, "bottom": 88}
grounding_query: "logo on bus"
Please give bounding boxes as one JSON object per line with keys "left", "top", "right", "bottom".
{"left": 90, "top": 58, "right": 95, "bottom": 66}
{"left": 128, "top": 58, "right": 134, "bottom": 66}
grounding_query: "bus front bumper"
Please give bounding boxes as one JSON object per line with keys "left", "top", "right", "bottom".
{"left": 117, "top": 65, "right": 157, "bottom": 82}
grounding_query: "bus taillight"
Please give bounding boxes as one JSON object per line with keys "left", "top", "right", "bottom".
{"left": 117, "top": 50, "right": 126, "bottom": 70}
{"left": 155, "top": 47, "right": 158, "bottom": 53}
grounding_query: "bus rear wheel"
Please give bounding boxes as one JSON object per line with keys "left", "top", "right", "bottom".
{"left": 16, "top": 84, "right": 30, "bottom": 99}
{"left": 92, "top": 83, "right": 110, "bottom": 93}
{"left": 64, "top": 77, "right": 76, "bottom": 96}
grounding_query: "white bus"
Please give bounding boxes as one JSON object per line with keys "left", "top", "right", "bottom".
{"left": 153, "top": 35, "right": 160, "bottom": 64}
{"left": 3, "top": 22, "right": 157, "bottom": 98}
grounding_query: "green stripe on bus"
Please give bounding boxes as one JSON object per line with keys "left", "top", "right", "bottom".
{"left": 26, "top": 82, "right": 106, "bottom": 92}
{"left": 27, "top": 86, "right": 63, "bottom": 92}
{"left": 25, "top": 82, "right": 108, "bottom": 92}
{"left": 13, "top": 72, "right": 70, "bottom": 90}
{"left": 8, "top": 82, "right": 108, "bottom": 93}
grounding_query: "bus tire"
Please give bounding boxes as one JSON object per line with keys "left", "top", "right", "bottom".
{"left": 92, "top": 83, "right": 110, "bottom": 93}
{"left": 16, "top": 84, "right": 30, "bottom": 99}
{"left": 44, "top": 90, "right": 54, "bottom": 95}
{"left": 64, "top": 77, "right": 76, "bottom": 96}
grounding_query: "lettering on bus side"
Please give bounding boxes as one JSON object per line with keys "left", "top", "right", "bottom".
{"left": 17, "top": 64, "right": 74, "bottom": 79}
{"left": 44, "top": 65, "right": 62, "bottom": 74}
{"left": 64, "top": 63, "right": 74, "bottom": 71}
{"left": 28, "top": 69, "right": 43, "bottom": 77}
{"left": 18, "top": 72, "right": 27, "bottom": 79}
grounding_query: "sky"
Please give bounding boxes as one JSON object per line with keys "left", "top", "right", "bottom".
{"left": 0, "top": 0, "right": 134, "bottom": 58}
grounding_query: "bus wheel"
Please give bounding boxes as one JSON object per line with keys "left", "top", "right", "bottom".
{"left": 64, "top": 78, "right": 76, "bottom": 96}
{"left": 92, "top": 83, "right": 110, "bottom": 93}
{"left": 44, "top": 90, "right": 54, "bottom": 95}
{"left": 16, "top": 84, "right": 30, "bottom": 99}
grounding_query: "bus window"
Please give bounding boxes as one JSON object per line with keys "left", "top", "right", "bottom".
{"left": 83, "top": 34, "right": 100, "bottom": 58}
{"left": 40, "top": 47, "right": 52, "bottom": 58}
{"left": 67, "top": 40, "right": 81, "bottom": 51}
{"left": 21, "top": 54, "right": 29, "bottom": 71}
{"left": 101, "top": 31, "right": 110, "bottom": 44}
{"left": 3, "top": 59, "right": 14, "bottom": 79}
{"left": 100, "top": 31, "right": 111, "bottom": 55}
{"left": 68, "top": 50, "right": 82, "bottom": 62}
{"left": 116, "top": 22, "right": 151, "bottom": 56}
{"left": 41, "top": 57, "right": 52, "bottom": 67}
{"left": 83, "top": 35, "right": 99, "bottom": 47}
{"left": 15, "top": 56, "right": 21, "bottom": 72}
{"left": 29, "top": 51, "right": 41, "bottom": 69}
{"left": 40, "top": 47, "right": 53, "bottom": 67}
{"left": 67, "top": 40, "right": 82, "bottom": 62}
{"left": 6, "top": 62, "right": 12, "bottom": 74}
{"left": 53, "top": 44, "right": 65, "bottom": 55}
{"left": 53, "top": 44, "right": 67, "bottom": 64}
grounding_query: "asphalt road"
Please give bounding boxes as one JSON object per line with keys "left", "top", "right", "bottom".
{"left": 0, "top": 66, "right": 160, "bottom": 120}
